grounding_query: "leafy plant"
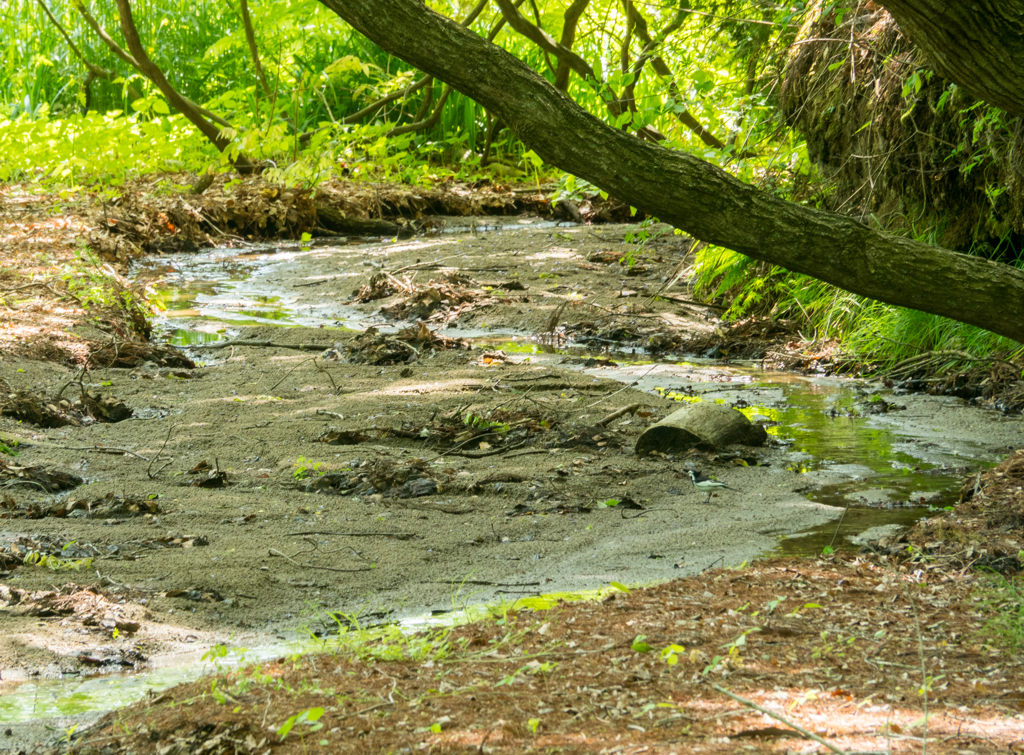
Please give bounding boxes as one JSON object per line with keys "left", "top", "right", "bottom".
{"left": 462, "top": 412, "right": 510, "bottom": 433}
{"left": 24, "top": 552, "right": 93, "bottom": 571}
{"left": 277, "top": 707, "right": 324, "bottom": 741}
{"left": 292, "top": 456, "right": 324, "bottom": 479}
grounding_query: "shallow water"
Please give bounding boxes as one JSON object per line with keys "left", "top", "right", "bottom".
{"left": 0, "top": 587, "right": 608, "bottom": 730}
{"left": 13, "top": 241, "right": 1005, "bottom": 732}
{"left": 137, "top": 244, "right": 998, "bottom": 553}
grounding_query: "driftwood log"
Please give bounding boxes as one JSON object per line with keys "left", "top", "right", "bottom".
{"left": 634, "top": 403, "right": 767, "bottom": 455}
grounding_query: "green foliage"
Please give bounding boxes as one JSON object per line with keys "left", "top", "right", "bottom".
{"left": 979, "top": 572, "right": 1024, "bottom": 652}
{"left": 24, "top": 551, "right": 93, "bottom": 571}
{"left": 631, "top": 634, "right": 652, "bottom": 653}
{"left": 0, "top": 0, "right": 819, "bottom": 191}
{"left": 691, "top": 241, "right": 1024, "bottom": 374}
{"left": 659, "top": 643, "right": 686, "bottom": 666}
{"left": 0, "top": 111, "right": 217, "bottom": 183}
{"left": 292, "top": 456, "right": 323, "bottom": 479}
{"left": 324, "top": 612, "right": 453, "bottom": 664}
{"left": 624, "top": 217, "right": 676, "bottom": 267}
{"left": 277, "top": 707, "right": 324, "bottom": 741}
{"left": 462, "top": 411, "right": 510, "bottom": 434}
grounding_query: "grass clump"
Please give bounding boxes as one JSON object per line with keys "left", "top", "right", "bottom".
{"left": 979, "top": 573, "right": 1024, "bottom": 652}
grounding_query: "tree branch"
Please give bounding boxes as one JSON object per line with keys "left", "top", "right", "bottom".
{"left": 34, "top": 0, "right": 142, "bottom": 104}
{"left": 386, "top": 85, "right": 452, "bottom": 137}
{"left": 240, "top": 0, "right": 271, "bottom": 97}
{"left": 76, "top": 3, "right": 235, "bottom": 130}
{"left": 318, "top": 0, "right": 1024, "bottom": 344}
{"left": 336, "top": 0, "right": 491, "bottom": 128}
{"left": 494, "top": 0, "right": 606, "bottom": 97}
{"left": 554, "top": 0, "right": 591, "bottom": 92}
{"left": 113, "top": 0, "right": 255, "bottom": 171}
{"left": 629, "top": 4, "right": 728, "bottom": 150}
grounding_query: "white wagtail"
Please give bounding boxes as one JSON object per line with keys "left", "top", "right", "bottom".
{"left": 687, "top": 470, "right": 737, "bottom": 503}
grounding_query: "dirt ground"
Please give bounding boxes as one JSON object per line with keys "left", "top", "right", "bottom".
{"left": 24, "top": 450, "right": 1024, "bottom": 755}
{"left": 47, "top": 551, "right": 1024, "bottom": 755}
{"left": 2, "top": 178, "right": 1024, "bottom": 754}
{"left": 0, "top": 323, "right": 840, "bottom": 681}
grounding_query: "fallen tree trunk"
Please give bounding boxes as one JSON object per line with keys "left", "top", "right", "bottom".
{"left": 314, "top": 203, "right": 411, "bottom": 238}
{"left": 318, "top": 0, "right": 1024, "bottom": 344}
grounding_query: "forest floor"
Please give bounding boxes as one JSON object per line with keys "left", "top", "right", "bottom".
{"left": 2, "top": 177, "right": 1024, "bottom": 754}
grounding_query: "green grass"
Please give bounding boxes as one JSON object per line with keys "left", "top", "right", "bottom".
{"left": 979, "top": 574, "right": 1024, "bottom": 652}
{"left": 690, "top": 242, "right": 1024, "bottom": 375}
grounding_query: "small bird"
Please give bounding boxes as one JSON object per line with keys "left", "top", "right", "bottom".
{"left": 687, "top": 470, "right": 737, "bottom": 504}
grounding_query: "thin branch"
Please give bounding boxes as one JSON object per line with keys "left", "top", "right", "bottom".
{"left": 596, "top": 402, "right": 642, "bottom": 427}
{"left": 495, "top": 0, "right": 627, "bottom": 118}
{"left": 147, "top": 423, "right": 176, "bottom": 479}
{"left": 192, "top": 339, "right": 331, "bottom": 351}
{"left": 337, "top": 0, "right": 490, "bottom": 128}
{"left": 270, "top": 358, "right": 312, "bottom": 392}
{"left": 629, "top": 5, "right": 730, "bottom": 150}
{"left": 75, "top": 4, "right": 233, "bottom": 130}
{"left": 269, "top": 548, "right": 372, "bottom": 573}
{"left": 554, "top": 0, "right": 592, "bottom": 91}
{"left": 340, "top": 74, "right": 432, "bottom": 125}
{"left": 34, "top": 0, "right": 142, "bottom": 103}
{"left": 239, "top": 0, "right": 271, "bottom": 97}
{"left": 386, "top": 85, "right": 452, "bottom": 137}
{"left": 710, "top": 684, "right": 849, "bottom": 755}
{"left": 53, "top": 444, "right": 149, "bottom": 461}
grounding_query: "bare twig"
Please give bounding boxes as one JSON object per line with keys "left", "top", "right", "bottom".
{"left": 596, "top": 402, "right": 642, "bottom": 427}
{"left": 710, "top": 684, "right": 849, "bottom": 755}
{"left": 311, "top": 358, "right": 339, "bottom": 391}
{"left": 147, "top": 422, "right": 176, "bottom": 479}
{"left": 268, "top": 548, "right": 372, "bottom": 573}
{"left": 586, "top": 363, "right": 659, "bottom": 408}
{"left": 389, "top": 257, "right": 457, "bottom": 276}
{"left": 827, "top": 498, "right": 852, "bottom": 551}
{"left": 55, "top": 444, "right": 149, "bottom": 461}
{"left": 192, "top": 339, "right": 330, "bottom": 351}
{"left": 53, "top": 365, "right": 88, "bottom": 403}
{"left": 270, "top": 358, "right": 312, "bottom": 392}
{"left": 443, "top": 439, "right": 530, "bottom": 458}
{"left": 285, "top": 531, "right": 419, "bottom": 539}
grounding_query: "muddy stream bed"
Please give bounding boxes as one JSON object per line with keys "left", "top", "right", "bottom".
{"left": 2, "top": 219, "right": 1021, "bottom": 746}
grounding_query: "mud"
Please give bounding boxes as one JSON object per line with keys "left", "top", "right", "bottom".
{"left": 1, "top": 219, "right": 1021, "bottom": 745}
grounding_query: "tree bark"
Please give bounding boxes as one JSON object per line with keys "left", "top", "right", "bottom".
{"left": 880, "top": 0, "right": 1024, "bottom": 120}
{"left": 239, "top": 0, "right": 272, "bottom": 97}
{"left": 553, "top": 0, "right": 591, "bottom": 92}
{"left": 321, "top": 0, "right": 1024, "bottom": 343}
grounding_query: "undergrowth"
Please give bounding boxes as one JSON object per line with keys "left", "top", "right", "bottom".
{"left": 979, "top": 573, "right": 1024, "bottom": 652}
{"left": 691, "top": 242, "right": 1024, "bottom": 376}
